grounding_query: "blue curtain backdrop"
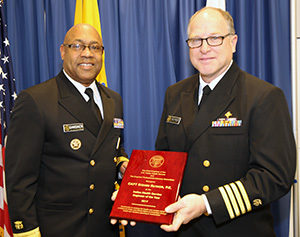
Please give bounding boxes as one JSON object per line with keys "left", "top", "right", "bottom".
{"left": 3, "top": 0, "right": 292, "bottom": 236}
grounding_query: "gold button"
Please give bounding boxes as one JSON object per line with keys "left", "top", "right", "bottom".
{"left": 90, "top": 184, "right": 95, "bottom": 190}
{"left": 90, "top": 160, "right": 95, "bottom": 166}
{"left": 204, "top": 212, "right": 209, "bottom": 216}
{"left": 89, "top": 208, "right": 94, "bottom": 214}
{"left": 203, "top": 160, "right": 210, "bottom": 167}
{"left": 203, "top": 185, "right": 209, "bottom": 192}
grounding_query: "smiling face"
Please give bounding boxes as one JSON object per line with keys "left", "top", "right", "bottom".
{"left": 188, "top": 8, "right": 237, "bottom": 83}
{"left": 60, "top": 24, "right": 103, "bottom": 86}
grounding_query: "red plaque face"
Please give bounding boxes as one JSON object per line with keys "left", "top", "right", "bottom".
{"left": 109, "top": 150, "right": 188, "bottom": 225}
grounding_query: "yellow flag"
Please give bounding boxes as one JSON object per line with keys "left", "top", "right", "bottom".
{"left": 74, "top": 0, "right": 107, "bottom": 86}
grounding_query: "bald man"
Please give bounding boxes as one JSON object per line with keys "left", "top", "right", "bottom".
{"left": 6, "top": 24, "right": 128, "bottom": 237}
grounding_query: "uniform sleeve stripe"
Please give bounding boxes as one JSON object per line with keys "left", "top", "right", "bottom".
{"left": 218, "top": 186, "right": 235, "bottom": 219}
{"left": 230, "top": 182, "right": 246, "bottom": 214}
{"left": 224, "top": 184, "right": 240, "bottom": 217}
{"left": 13, "top": 227, "right": 41, "bottom": 237}
{"left": 235, "top": 180, "right": 252, "bottom": 212}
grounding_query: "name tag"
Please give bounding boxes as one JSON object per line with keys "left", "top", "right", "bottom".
{"left": 63, "top": 123, "right": 84, "bottom": 133}
{"left": 166, "top": 115, "right": 181, "bottom": 125}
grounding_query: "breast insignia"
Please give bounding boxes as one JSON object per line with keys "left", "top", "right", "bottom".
{"left": 70, "top": 138, "right": 82, "bottom": 150}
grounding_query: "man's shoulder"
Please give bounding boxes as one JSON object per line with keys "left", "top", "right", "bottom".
{"left": 167, "top": 73, "right": 199, "bottom": 93}
{"left": 19, "top": 74, "right": 60, "bottom": 100}
{"left": 97, "top": 83, "right": 122, "bottom": 100}
{"left": 29, "top": 77, "right": 57, "bottom": 90}
{"left": 241, "top": 69, "right": 279, "bottom": 93}
{"left": 232, "top": 69, "right": 286, "bottom": 107}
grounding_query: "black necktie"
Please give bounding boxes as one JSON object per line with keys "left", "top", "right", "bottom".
{"left": 85, "top": 88, "right": 102, "bottom": 124}
{"left": 198, "top": 85, "right": 211, "bottom": 110}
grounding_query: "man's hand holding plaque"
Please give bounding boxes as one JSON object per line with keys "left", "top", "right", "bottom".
{"left": 110, "top": 191, "right": 136, "bottom": 226}
{"left": 110, "top": 150, "right": 187, "bottom": 225}
{"left": 160, "top": 194, "right": 207, "bottom": 231}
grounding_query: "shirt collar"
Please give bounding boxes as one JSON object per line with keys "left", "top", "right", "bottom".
{"left": 63, "top": 69, "right": 97, "bottom": 101}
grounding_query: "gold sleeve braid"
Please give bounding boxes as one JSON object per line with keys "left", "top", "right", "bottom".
{"left": 218, "top": 180, "right": 252, "bottom": 220}
{"left": 13, "top": 227, "right": 41, "bottom": 237}
{"left": 13, "top": 163, "right": 129, "bottom": 236}
{"left": 114, "top": 156, "right": 129, "bottom": 167}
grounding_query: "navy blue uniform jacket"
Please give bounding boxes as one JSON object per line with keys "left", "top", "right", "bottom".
{"left": 155, "top": 62, "right": 296, "bottom": 236}
{"left": 6, "top": 71, "right": 127, "bottom": 237}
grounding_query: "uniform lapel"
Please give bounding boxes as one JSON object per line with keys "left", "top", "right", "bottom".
{"left": 180, "top": 75, "right": 199, "bottom": 137}
{"left": 57, "top": 72, "right": 116, "bottom": 155}
{"left": 185, "top": 62, "right": 240, "bottom": 151}
{"left": 56, "top": 71, "right": 101, "bottom": 137}
{"left": 91, "top": 83, "right": 115, "bottom": 156}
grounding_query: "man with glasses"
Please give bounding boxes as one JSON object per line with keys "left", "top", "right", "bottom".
{"left": 155, "top": 7, "right": 296, "bottom": 236}
{"left": 5, "top": 23, "right": 128, "bottom": 237}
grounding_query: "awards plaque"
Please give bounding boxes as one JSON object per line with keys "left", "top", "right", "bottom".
{"left": 110, "top": 150, "right": 188, "bottom": 225}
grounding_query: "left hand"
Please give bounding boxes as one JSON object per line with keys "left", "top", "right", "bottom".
{"left": 120, "top": 161, "right": 128, "bottom": 176}
{"left": 160, "top": 194, "right": 207, "bottom": 232}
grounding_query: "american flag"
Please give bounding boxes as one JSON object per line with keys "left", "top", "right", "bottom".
{"left": 0, "top": 1, "right": 16, "bottom": 236}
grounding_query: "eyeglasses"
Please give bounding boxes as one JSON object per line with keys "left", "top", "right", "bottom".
{"left": 63, "top": 44, "right": 104, "bottom": 53}
{"left": 186, "top": 33, "right": 232, "bottom": 48}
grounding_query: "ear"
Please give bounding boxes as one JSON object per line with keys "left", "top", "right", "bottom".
{"left": 230, "top": 34, "right": 238, "bottom": 53}
{"left": 60, "top": 45, "right": 65, "bottom": 60}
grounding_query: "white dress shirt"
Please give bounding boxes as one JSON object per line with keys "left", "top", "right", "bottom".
{"left": 63, "top": 69, "right": 104, "bottom": 119}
